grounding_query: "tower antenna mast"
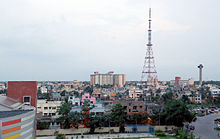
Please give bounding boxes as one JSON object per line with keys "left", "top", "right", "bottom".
{"left": 141, "top": 8, "right": 158, "bottom": 87}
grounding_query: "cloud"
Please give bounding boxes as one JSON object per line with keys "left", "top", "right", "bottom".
{"left": 0, "top": 0, "right": 219, "bottom": 80}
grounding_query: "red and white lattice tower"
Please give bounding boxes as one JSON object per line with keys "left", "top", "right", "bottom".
{"left": 141, "top": 8, "right": 158, "bottom": 87}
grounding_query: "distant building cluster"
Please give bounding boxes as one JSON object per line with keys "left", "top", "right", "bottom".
{"left": 170, "top": 77, "right": 194, "bottom": 87}
{"left": 90, "top": 71, "right": 126, "bottom": 87}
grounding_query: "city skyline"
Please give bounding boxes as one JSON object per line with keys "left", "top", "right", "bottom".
{"left": 0, "top": 0, "right": 219, "bottom": 81}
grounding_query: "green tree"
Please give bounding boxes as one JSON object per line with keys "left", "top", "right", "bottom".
{"left": 84, "top": 86, "right": 93, "bottom": 94}
{"left": 161, "top": 91, "right": 173, "bottom": 104}
{"left": 37, "top": 121, "right": 50, "bottom": 130}
{"left": 88, "top": 114, "right": 104, "bottom": 133}
{"left": 69, "top": 111, "right": 80, "bottom": 128}
{"left": 80, "top": 100, "right": 99, "bottom": 133}
{"left": 56, "top": 102, "right": 72, "bottom": 129}
{"left": 60, "top": 90, "right": 66, "bottom": 96}
{"left": 73, "top": 91, "right": 79, "bottom": 97}
{"left": 130, "top": 113, "right": 148, "bottom": 124}
{"left": 160, "top": 100, "right": 195, "bottom": 127}
{"left": 181, "top": 95, "right": 191, "bottom": 104}
{"left": 110, "top": 103, "right": 127, "bottom": 133}
{"left": 56, "top": 134, "right": 66, "bottom": 139}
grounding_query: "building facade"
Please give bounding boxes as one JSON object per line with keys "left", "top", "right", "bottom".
{"left": 0, "top": 95, "right": 36, "bottom": 139}
{"left": 113, "top": 100, "right": 146, "bottom": 115}
{"left": 90, "top": 72, "right": 126, "bottom": 87}
{"left": 8, "top": 81, "right": 37, "bottom": 107}
{"left": 81, "top": 93, "right": 96, "bottom": 104}
{"left": 0, "top": 110, "right": 35, "bottom": 139}
{"left": 37, "top": 99, "right": 61, "bottom": 118}
{"left": 210, "top": 87, "right": 220, "bottom": 98}
{"left": 68, "top": 96, "right": 81, "bottom": 106}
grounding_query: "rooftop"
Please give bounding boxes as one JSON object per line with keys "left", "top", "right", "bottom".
{"left": 0, "top": 110, "right": 32, "bottom": 118}
{"left": 0, "top": 95, "right": 23, "bottom": 110}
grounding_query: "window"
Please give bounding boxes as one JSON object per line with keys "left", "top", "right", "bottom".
{"left": 70, "top": 96, "right": 73, "bottom": 99}
{"left": 129, "top": 109, "right": 131, "bottom": 112}
{"left": 49, "top": 107, "right": 52, "bottom": 109}
{"left": 37, "top": 107, "right": 41, "bottom": 109}
{"left": 52, "top": 113, "right": 56, "bottom": 116}
{"left": 44, "top": 107, "right": 48, "bottom": 110}
{"left": 44, "top": 113, "right": 47, "bottom": 116}
{"left": 140, "top": 106, "right": 143, "bottom": 108}
{"left": 91, "top": 101, "right": 93, "bottom": 104}
{"left": 133, "top": 106, "right": 137, "bottom": 109}
{"left": 86, "top": 96, "right": 88, "bottom": 98}
{"left": 52, "top": 107, "right": 56, "bottom": 109}
{"left": 24, "top": 96, "right": 30, "bottom": 102}
{"left": 23, "top": 96, "right": 31, "bottom": 105}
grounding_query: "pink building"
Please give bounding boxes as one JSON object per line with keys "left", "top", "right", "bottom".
{"left": 81, "top": 93, "right": 96, "bottom": 104}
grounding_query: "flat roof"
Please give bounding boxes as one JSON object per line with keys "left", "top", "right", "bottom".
{"left": 0, "top": 95, "right": 23, "bottom": 109}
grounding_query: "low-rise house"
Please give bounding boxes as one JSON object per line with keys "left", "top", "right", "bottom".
{"left": 192, "top": 92, "right": 202, "bottom": 103}
{"left": 129, "top": 87, "right": 143, "bottom": 99}
{"left": 113, "top": 100, "right": 146, "bottom": 115}
{"left": 70, "top": 103, "right": 105, "bottom": 116}
{"left": 81, "top": 93, "right": 96, "bottom": 104}
{"left": 37, "top": 99, "right": 61, "bottom": 118}
{"left": 210, "top": 87, "right": 220, "bottom": 98}
{"left": 68, "top": 96, "right": 80, "bottom": 106}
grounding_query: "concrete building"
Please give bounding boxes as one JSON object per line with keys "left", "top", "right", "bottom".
{"left": 0, "top": 110, "right": 36, "bottom": 139}
{"left": 170, "top": 78, "right": 194, "bottom": 87}
{"left": 113, "top": 74, "right": 126, "bottom": 88}
{"left": 68, "top": 96, "right": 80, "bottom": 106}
{"left": 129, "top": 89, "right": 143, "bottom": 99}
{"left": 8, "top": 81, "right": 37, "bottom": 107}
{"left": 81, "top": 93, "right": 96, "bottom": 104}
{"left": 175, "top": 77, "right": 181, "bottom": 85}
{"left": 210, "top": 87, "right": 220, "bottom": 98}
{"left": 90, "top": 72, "right": 126, "bottom": 87}
{"left": 193, "top": 92, "right": 202, "bottom": 103}
{"left": 40, "top": 86, "right": 48, "bottom": 93}
{"left": 113, "top": 100, "right": 146, "bottom": 115}
{"left": 70, "top": 103, "right": 105, "bottom": 116}
{"left": 37, "top": 99, "right": 61, "bottom": 118}
{"left": 0, "top": 95, "right": 36, "bottom": 139}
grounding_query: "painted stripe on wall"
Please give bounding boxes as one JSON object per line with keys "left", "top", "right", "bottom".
{"left": 2, "top": 116, "right": 34, "bottom": 130}
{"left": 2, "top": 119, "right": 21, "bottom": 126}
{"left": 0, "top": 121, "right": 2, "bottom": 139}
{"left": 2, "top": 126, "right": 21, "bottom": 134}
{"left": 3, "top": 133, "right": 21, "bottom": 139}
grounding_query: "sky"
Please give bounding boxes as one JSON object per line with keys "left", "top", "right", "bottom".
{"left": 0, "top": 0, "right": 219, "bottom": 81}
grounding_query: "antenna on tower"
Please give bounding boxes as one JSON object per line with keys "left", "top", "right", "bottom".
{"left": 141, "top": 8, "right": 158, "bottom": 88}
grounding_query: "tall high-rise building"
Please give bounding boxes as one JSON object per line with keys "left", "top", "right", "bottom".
{"left": 141, "top": 8, "right": 158, "bottom": 87}
{"left": 90, "top": 72, "right": 126, "bottom": 87}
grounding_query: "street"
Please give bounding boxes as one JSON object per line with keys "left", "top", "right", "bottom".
{"left": 192, "top": 113, "right": 220, "bottom": 139}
